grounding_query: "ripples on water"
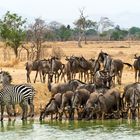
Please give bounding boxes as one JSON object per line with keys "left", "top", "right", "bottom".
{"left": 0, "top": 119, "right": 140, "bottom": 140}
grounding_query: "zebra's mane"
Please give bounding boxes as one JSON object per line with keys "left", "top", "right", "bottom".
{"left": 1, "top": 71, "right": 12, "bottom": 83}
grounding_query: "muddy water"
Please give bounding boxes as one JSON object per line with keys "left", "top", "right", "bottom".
{"left": 0, "top": 119, "right": 140, "bottom": 140}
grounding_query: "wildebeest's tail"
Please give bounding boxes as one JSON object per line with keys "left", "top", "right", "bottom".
{"left": 123, "top": 62, "right": 132, "bottom": 68}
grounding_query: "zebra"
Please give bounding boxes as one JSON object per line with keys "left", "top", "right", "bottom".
{"left": 0, "top": 71, "right": 35, "bottom": 121}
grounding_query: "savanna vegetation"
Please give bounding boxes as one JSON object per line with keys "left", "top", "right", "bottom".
{"left": 0, "top": 10, "right": 140, "bottom": 116}
{"left": 0, "top": 10, "right": 140, "bottom": 60}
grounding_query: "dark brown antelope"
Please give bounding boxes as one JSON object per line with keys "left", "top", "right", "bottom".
{"left": 25, "top": 59, "right": 51, "bottom": 83}
{"left": 97, "top": 51, "right": 132, "bottom": 85}
{"left": 134, "top": 54, "right": 140, "bottom": 82}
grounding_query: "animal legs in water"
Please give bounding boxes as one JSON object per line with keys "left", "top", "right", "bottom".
{"left": 28, "top": 103, "right": 34, "bottom": 117}
{"left": 12, "top": 104, "right": 16, "bottom": 117}
{"left": 0, "top": 105, "right": 5, "bottom": 121}
{"left": 101, "top": 112, "right": 105, "bottom": 120}
{"left": 20, "top": 102, "right": 28, "bottom": 120}
{"left": 6, "top": 105, "right": 12, "bottom": 121}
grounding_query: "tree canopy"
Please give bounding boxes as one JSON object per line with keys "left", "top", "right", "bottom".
{"left": 0, "top": 11, "right": 26, "bottom": 58}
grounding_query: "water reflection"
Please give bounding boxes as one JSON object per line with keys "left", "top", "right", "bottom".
{"left": 0, "top": 119, "right": 34, "bottom": 132}
{"left": 0, "top": 119, "right": 140, "bottom": 140}
{"left": 42, "top": 119, "right": 139, "bottom": 129}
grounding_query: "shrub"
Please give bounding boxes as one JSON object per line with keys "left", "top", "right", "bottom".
{"left": 51, "top": 46, "right": 65, "bottom": 59}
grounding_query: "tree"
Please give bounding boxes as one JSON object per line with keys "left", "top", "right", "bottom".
{"left": 57, "top": 25, "right": 72, "bottom": 41}
{"left": 28, "top": 18, "right": 47, "bottom": 60}
{"left": 74, "top": 8, "right": 96, "bottom": 47}
{"left": 97, "top": 17, "right": 114, "bottom": 40}
{"left": 129, "top": 27, "right": 140, "bottom": 40}
{"left": 0, "top": 11, "right": 26, "bottom": 58}
{"left": 98, "top": 17, "right": 114, "bottom": 33}
{"left": 110, "top": 25, "right": 128, "bottom": 40}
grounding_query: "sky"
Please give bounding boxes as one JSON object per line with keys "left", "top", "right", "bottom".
{"left": 0, "top": 0, "right": 140, "bottom": 28}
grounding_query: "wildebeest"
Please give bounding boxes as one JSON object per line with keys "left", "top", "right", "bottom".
{"left": 25, "top": 59, "right": 51, "bottom": 83}
{"left": 72, "top": 89, "right": 90, "bottom": 120}
{"left": 93, "top": 70, "right": 114, "bottom": 89}
{"left": 48, "top": 79, "right": 85, "bottom": 97}
{"left": 87, "top": 88, "right": 121, "bottom": 119}
{"left": 39, "top": 93, "right": 62, "bottom": 120}
{"left": 133, "top": 54, "right": 140, "bottom": 82}
{"left": 97, "top": 51, "right": 132, "bottom": 85}
{"left": 25, "top": 60, "right": 42, "bottom": 83}
{"left": 50, "top": 56, "right": 64, "bottom": 83}
{"left": 85, "top": 92, "right": 99, "bottom": 120}
{"left": 77, "top": 83, "right": 96, "bottom": 93}
{"left": 59, "top": 91, "right": 74, "bottom": 120}
{"left": 65, "top": 56, "right": 81, "bottom": 80}
{"left": 89, "top": 58, "right": 101, "bottom": 82}
{"left": 78, "top": 56, "right": 92, "bottom": 82}
{"left": 123, "top": 83, "right": 140, "bottom": 119}
{"left": 61, "top": 58, "right": 71, "bottom": 82}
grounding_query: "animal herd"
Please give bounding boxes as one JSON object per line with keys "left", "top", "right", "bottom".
{"left": 0, "top": 50, "right": 140, "bottom": 121}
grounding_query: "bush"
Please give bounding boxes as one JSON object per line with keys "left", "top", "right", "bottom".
{"left": 51, "top": 46, "right": 65, "bottom": 59}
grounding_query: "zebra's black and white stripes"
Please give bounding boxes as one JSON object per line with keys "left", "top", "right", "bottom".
{"left": 0, "top": 71, "right": 35, "bottom": 121}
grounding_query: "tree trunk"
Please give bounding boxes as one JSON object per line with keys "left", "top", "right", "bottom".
{"left": 78, "top": 31, "right": 83, "bottom": 48}
{"left": 14, "top": 47, "right": 18, "bottom": 58}
{"left": 78, "top": 36, "right": 82, "bottom": 48}
{"left": 84, "top": 35, "right": 87, "bottom": 44}
{"left": 36, "top": 43, "right": 42, "bottom": 60}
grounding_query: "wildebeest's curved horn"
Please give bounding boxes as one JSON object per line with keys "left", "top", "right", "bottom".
{"left": 110, "top": 73, "right": 115, "bottom": 77}
{"left": 97, "top": 93, "right": 105, "bottom": 100}
{"left": 99, "top": 71, "right": 106, "bottom": 77}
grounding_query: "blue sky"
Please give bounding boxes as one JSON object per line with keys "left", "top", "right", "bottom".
{"left": 0, "top": 0, "right": 140, "bottom": 28}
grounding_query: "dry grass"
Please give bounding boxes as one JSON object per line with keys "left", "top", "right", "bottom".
{"left": 0, "top": 41, "right": 140, "bottom": 115}
{"left": 51, "top": 46, "right": 65, "bottom": 59}
{"left": 0, "top": 59, "right": 20, "bottom": 67}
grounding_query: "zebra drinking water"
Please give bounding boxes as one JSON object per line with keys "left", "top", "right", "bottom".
{"left": 0, "top": 71, "right": 35, "bottom": 121}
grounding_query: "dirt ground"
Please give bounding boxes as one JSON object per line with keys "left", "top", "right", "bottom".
{"left": 0, "top": 41, "right": 139, "bottom": 115}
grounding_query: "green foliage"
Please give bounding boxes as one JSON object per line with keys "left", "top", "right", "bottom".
{"left": 57, "top": 25, "right": 72, "bottom": 41}
{"left": 85, "top": 29, "right": 97, "bottom": 36}
{"left": 110, "top": 26, "right": 128, "bottom": 40}
{"left": 129, "top": 27, "right": 140, "bottom": 34}
{"left": 128, "top": 27, "right": 140, "bottom": 39}
{"left": 74, "top": 17, "right": 96, "bottom": 33}
{"left": 0, "top": 11, "right": 26, "bottom": 57}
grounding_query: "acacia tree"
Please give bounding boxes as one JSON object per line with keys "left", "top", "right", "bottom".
{"left": 28, "top": 18, "right": 47, "bottom": 60}
{"left": 74, "top": 8, "right": 96, "bottom": 47}
{"left": 0, "top": 11, "right": 26, "bottom": 58}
